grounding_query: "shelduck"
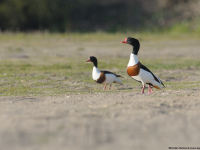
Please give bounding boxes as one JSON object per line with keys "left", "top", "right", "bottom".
{"left": 86, "top": 56, "right": 123, "bottom": 90}
{"left": 122, "top": 37, "right": 165, "bottom": 94}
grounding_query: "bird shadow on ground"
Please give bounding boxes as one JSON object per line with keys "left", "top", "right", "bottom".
{"left": 118, "top": 87, "right": 133, "bottom": 90}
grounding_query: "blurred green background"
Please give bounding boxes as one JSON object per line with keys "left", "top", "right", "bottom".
{"left": 0, "top": 0, "right": 200, "bottom": 33}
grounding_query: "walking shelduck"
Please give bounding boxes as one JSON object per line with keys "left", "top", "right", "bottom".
{"left": 86, "top": 56, "right": 123, "bottom": 90}
{"left": 121, "top": 37, "right": 165, "bottom": 94}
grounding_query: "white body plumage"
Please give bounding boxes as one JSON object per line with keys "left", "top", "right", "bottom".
{"left": 128, "top": 53, "right": 163, "bottom": 91}
{"left": 92, "top": 66, "right": 122, "bottom": 84}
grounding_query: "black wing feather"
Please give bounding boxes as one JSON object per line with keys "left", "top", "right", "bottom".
{"left": 140, "top": 64, "right": 165, "bottom": 87}
{"left": 101, "top": 70, "right": 123, "bottom": 78}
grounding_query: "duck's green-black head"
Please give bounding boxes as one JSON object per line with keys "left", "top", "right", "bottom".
{"left": 86, "top": 56, "right": 98, "bottom": 67}
{"left": 122, "top": 37, "right": 140, "bottom": 55}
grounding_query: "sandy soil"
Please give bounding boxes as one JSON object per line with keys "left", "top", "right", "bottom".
{"left": 0, "top": 89, "right": 200, "bottom": 150}
{"left": 0, "top": 38, "right": 200, "bottom": 150}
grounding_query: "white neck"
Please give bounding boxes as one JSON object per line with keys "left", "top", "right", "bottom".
{"left": 127, "top": 53, "right": 139, "bottom": 66}
{"left": 92, "top": 66, "right": 101, "bottom": 80}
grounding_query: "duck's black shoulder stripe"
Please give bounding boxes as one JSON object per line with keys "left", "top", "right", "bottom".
{"left": 140, "top": 64, "right": 159, "bottom": 82}
{"left": 140, "top": 64, "right": 165, "bottom": 87}
{"left": 140, "top": 64, "right": 152, "bottom": 74}
{"left": 101, "top": 70, "right": 123, "bottom": 78}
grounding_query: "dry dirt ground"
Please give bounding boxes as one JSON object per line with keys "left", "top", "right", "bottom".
{"left": 1, "top": 91, "right": 200, "bottom": 150}
{"left": 0, "top": 36, "right": 200, "bottom": 150}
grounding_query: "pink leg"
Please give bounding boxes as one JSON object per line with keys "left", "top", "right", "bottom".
{"left": 148, "top": 85, "right": 153, "bottom": 94}
{"left": 103, "top": 84, "right": 106, "bottom": 90}
{"left": 108, "top": 84, "right": 112, "bottom": 90}
{"left": 141, "top": 85, "right": 145, "bottom": 94}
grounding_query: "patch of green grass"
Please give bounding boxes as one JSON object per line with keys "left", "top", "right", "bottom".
{"left": 141, "top": 58, "right": 200, "bottom": 70}
{"left": 0, "top": 56, "right": 199, "bottom": 96}
{"left": 166, "top": 81, "right": 200, "bottom": 90}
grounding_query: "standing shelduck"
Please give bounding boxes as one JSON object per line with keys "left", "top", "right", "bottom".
{"left": 86, "top": 56, "right": 123, "bottom": 90}
{"left": 121, "top": 37, "right": 165, "bottom": 94}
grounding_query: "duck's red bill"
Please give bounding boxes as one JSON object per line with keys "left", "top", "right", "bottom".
{"left": 121, "top": 38, "right": 127, "bottom": 43}
{"left": 86, "top": 59, "right": 91, "bottom": 62}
